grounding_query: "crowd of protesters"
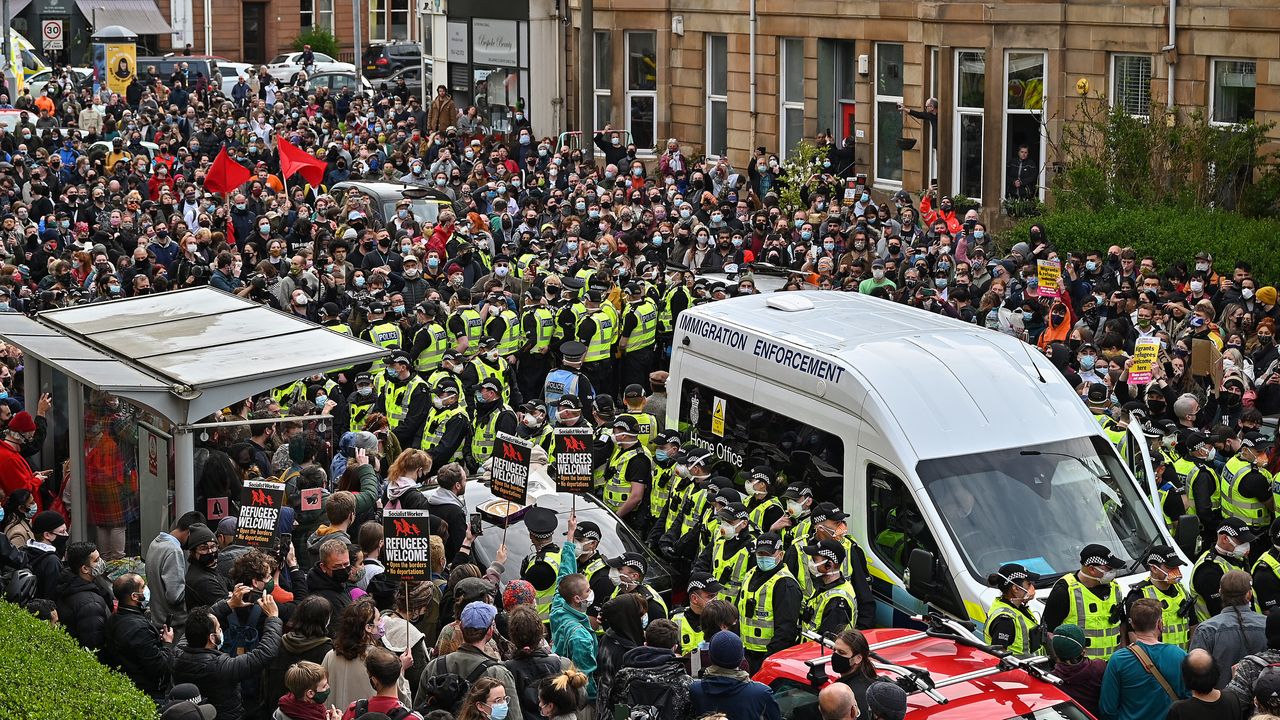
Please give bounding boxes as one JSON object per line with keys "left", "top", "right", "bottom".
{"left": 0, "top": 61, "right": 1280, "bottom": 720}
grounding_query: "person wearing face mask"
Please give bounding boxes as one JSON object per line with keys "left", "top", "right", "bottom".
{"left": 345, "top": 373, "right": 382, "bottom": 433}
{"left": 645, "top": 430, "right": 683, "bottom": 536}
{"left": 420, "top": 383, "right": 471, "bottom": 469}
{"left": 173, "top": 596, "right": 282, "bottom": 720}
{"left": 54, "top": 540, "right": 114, "bottom": 654}
{"left": 605, "top": 551, "right": 669, "bottom": 623}
{"left": 551, "top": 514, "right": 601, "bottom": 703}
{"left": 1191, "top": 519, "right": 1257, "bottom": 623}
{"left": 983, "top": 563, "right": 1043, "bottom": 655}
{"left": 693, "top": 502, "right": 756, "bottom": 605}
{"left": 595, "top": 592, "right": 650, "bottom": 714}
{"left": 660, "top": 450, "right": 717, "bottom": 564}
{"left": 515, "top": 401, "right": 554, "bottom": 458}
{"left": 601, "top": 415, "right": 653, "bottom": 525}
{"left": 1219, "top": 432, "right": 1273, "bottom": 537}
{"left": 1085, "top": 383, "right": 1129, "bottom": 454}
{"left": 745, "top": 466, "right": 784, "bottom": 533}
{"left": 185, "top": 522, "right": 233, "bottom": 610}
{"left": 799, "top": 539, "right": 858, "bottom": 638}
{"left": 468, "top": 378, "right": 518, "bottom": 470}
{"left": 0, "top": 410, "right": 44, "bottom": 514}
{"left": 104, "top": 573, "right": 179, "bottom": 702}
{"left": 464, "top": 336, "right": 518, "bottom": 407}
{"left": 668, "top": 572, "right": 727, "bottom": 656}
{"left": 772, "top": 482, "right": 815, "bottom": 544}
{"left": 1252, "top": 520, "right": 1280, "bottom": 616}
{"left": 511, "top": 507, "right": 565, "bottom": 626}
{"left": 858, "top": 258, "right": 897, "bottom": 295}
{"left": 737, "top": 532, "right": 801, "bottom": 672}
{"left": 1041, "top": 544, "right": 1127, "bottom": 660}
{"left": 377, "top": 354, "right": 431, "bottom": 449}
{"left": 1123, "top": 546, "right": 1193, "bottom": 651}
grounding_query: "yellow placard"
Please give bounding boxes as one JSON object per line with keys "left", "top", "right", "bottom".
{"left": 1130, "top": 337, "right": 1159, "bottom": 384}
{"left": 1036, "top": 259, "right": 1061, "bottom": 298}
{"left": 711, "top": 396, "right": 726, "bottom": 438}
{"left": 105, "top": 44, "right": 136, "bottom": 96}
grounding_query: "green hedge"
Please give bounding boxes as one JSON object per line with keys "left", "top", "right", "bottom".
{"left": 1005, "top": 207, "right": 1280, "bottom": 285}
{"left": 0, "top": 600, "right": 157, "bottom": 719}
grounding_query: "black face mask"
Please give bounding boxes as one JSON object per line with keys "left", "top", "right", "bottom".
{"left": 1222, "top": 392, "right": 1242, "bottom": 407}
{"left": 330, "top": 565, "right": 351, "bottom": 583}
{"left": 51, "top": 534, "right": 69, "bottom": 556}
{"left": 195, "top": 552, "right": 217, "bottom": 568}
{"left": 830, "top": 653, "right": 853, "bottom": 675}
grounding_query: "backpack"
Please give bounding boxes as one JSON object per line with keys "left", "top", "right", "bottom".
{"left": 610, "top": 660, "right": 694, "bottom": 720}
{"left": 352, "top": 699, "right": 415, "bottom": 720}
{"left": 220, "top": 605, "right": 264, "bottom": 700}
{"left": 416, "top": 655, "right": 499, "bottom": 715}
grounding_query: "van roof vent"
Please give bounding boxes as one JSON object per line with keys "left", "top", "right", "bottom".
{"left": 765, "top": 295, "right": 814, "bottom": 313}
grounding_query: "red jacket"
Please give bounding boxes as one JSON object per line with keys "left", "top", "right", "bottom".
{"left": 147, "top": 174, "right": 175, "bottom": 201}
{"left": 920, "top": 194, "right": 962, "bottom": 236}
{"left": 427, "top": 225, "right": 452, "bottom": 259}
{"left": 0, "top": 440, "right": 42, "bottom": 511}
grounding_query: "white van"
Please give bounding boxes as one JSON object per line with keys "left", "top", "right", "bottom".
{"left": 667, "top": 291, "right": 1188, "bottom": 629}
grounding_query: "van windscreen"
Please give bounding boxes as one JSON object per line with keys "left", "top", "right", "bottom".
{"left": 679, "top": 379, "right": 844, "bottom": 504}
{"left": 916, "top": 435, "right": 1161, "bottom": 584}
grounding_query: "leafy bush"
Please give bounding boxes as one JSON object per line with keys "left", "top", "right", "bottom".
{"left": 292, "top": 29, "right": 341, "bottom": 60}
{"left": 0, "top": 600, "right": 157, "bottom": 719}
{"left": 1005, "top": 207, "right": 1280, "bottom": 284}
{"left": 778, "top": 140, "right": 824, "bottom": 216}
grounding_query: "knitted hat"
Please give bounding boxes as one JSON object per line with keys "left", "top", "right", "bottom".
{"left": 31, "top": 510, "right": 65, "bottom": 537}
{"left": 866, "top": 681, "right": 908, "bottom": 720}
{"left": 183, "top": 523, "right": 215, "bottom": 550}
{"left": 1258, "top": 286, "right": 1277, "bottom": 306}
{"left": 1051, "top": 623, "right": 1087, "bottom": 661}
{"left": 502, "top": 579, "right": 536, "bottom": 610}
{"left": 7, "top": 411, "right": 36, "bottom": 434}
{"left": 708, "top": 630, "right": 744, "bottom": 668}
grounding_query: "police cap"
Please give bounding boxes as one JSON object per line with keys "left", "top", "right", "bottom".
{"left": 523, "top": 506, "right": 558, "bottom": 538}
{"left": 562, "top": 276, "right": 586, "bottom": 290}
{"left": 802, "top": 539, "right": 847, "bottom": 566}
{"left": 574, "top": 521, "right": 603, "bottom": 544}
{"left": 560, "top": 341, "right": 587, "bottom": 360}
{"left": 612, "top": 415, "right": 641, "bottom": 434}
{"left": 606, "top": 552, "right": 647, "bottom": 576}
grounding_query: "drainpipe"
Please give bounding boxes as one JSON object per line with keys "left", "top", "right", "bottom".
{"left": 204, "top": 0, "right": 212, "bottom": 55}
{"left": 1164, "top": 0, "right": 1176, "bottom": 109}
{"left": 748, "top": 0, "right": 757, "bottom": 153}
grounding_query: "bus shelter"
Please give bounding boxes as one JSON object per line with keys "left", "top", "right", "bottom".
{"left": 0, "top": 287, "right": 386, "bottom": 551}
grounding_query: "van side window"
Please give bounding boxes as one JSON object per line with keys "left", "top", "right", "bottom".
{"left": 867, "top": 464, "right": 936, "bottom": 575}
{"left": 679, "top": 379, "right": 843, "bottom": 505}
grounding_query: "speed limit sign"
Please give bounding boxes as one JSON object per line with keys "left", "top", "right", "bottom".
{"left": 42, "top": 20, "right": 64, "bottom": 50}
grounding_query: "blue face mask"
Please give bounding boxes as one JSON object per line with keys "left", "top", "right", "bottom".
{"left": 860, "top": 193, "right": 869, "bottom": 203}
{"left": 566, "top": 241, "right": 578, "bottom": 252}
{"left": 655, "top": 449, "right": 669, "bottom": 462}
{"left": 386, "top": 368, "right": 397, "bottom": 379}
{"left": 800, "top": 231, "right": 813, "bottom": 241}
{"left": 652, "top": 235, "right": 663, "bottom": 246}
{"left": 25, "top": 504, "right": 36, "bottom": 519}
{"left": 1079, "top": 355, "right": 1096, "bottom": 370}
{"left": 489, "top": 701, "right": 509, "bottom": 720}
{"left": 1023, "top": 311, "right": 1035, "bottom": 322}
{"left": 315, "top": 395, "right": 327, "bottom": 407}
{"left": 355, "top": 277, "right": 366, "bottom": 288}
{"left": 757, "top": 556, "right": 779, "bottom": 572}
{"left": 1085, "top": 260, "right": 1097, "bottom": 272}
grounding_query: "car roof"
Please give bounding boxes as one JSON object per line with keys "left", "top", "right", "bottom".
{"left": 760, "top": 629, "right": 1079, "bottom": 720}
{"left": 332, "top": 181, "right": 450, "bottom": 203}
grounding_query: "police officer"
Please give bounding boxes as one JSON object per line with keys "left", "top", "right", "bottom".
{"left": 469, "top": 378, "right": 517, "bottom": 471}
{"left": 516, "top": 401, "right": 555, "bottom": 457}
{"left": 427, "top": 349, "right": 468, "bottom": 410}
{"left": 795, "top": 502, "right": 875, "bottom": 629}
{"left": 571, "top": 520, "right": 615, "bottom": 612}
{"left": 661, "top": 449, "right": 716, "bottom": 562}
{"left": 1085, "top": 383, "right": 1127, "bottom": 456}
{"left": 463, "top": 336, "right": 518, "bottom": 405}
{"left": 798, "top": 539, "right": 858, "bottom": 638}
{"left": 1253, "top": 519, "right": 1280, "bottom": 614}
{"left": 519, "top": 506, "right": 562, "bottom": 623}
{"left": 1220, "top": 432, "right": 1274, "bottom": 535}
{"left": 603, "top": 415, "right": 652, "bottom": 526}
{"left": 984, "top": 563, "right": 1043, "bottom": 655}
{"left": 553, "top": 276, "right": 588, "bottom": 345}
{"left": 1190, "top": 517, "right": 1255, "bottom": 622}
{"left": 746, "top": 466, "right": 784, "bottom": 533}
{"left": 605, "top": 551, "right": 668, "bottom": 621}
{"left": 1180, "top": 429, "right": 1223, "bottom": 547}
{"left": 420, "top": 382, "right": 470, "bottom": 468}
{"left": 694, "top": 501, "right": 755, "bottom": 604}
{"left": 447, "top": 288, "right": 484, "bottom": 357}
{"left": 482, "top": 266, "right": 523, "bottom": 358}
{"left": 619, "top": 384, "right": 658, "bottom": 452}
{"left": 409, "top": 300, "right": 450, "bottom": 377}
{"left": 1125, "top": 546, "right": 1191, "bottom": 650}
{"left": 360, "top": 301, "right": 403, "bottom": 375}
{"left": 701, "top": 484, "right": 744, "bottom": 556}
{"left": 378, "top": 352, "right": 430, "bottom": 449}
{"left": 658, "top": 268, "right": 693, "bottom": 365}
{"left": 271, "top": 377, "right": 307, "bottom": 414}
{"left": 670, "top": 572, "right": 726, "bottom": 656}
{"left": 543, "top": 341, "right": 595, "bottom": 422}
{"left": 774, "top": 483, "right": 815, "bottom": 545}
{"left": 647, "top": 430, "right": 682, "bottom": 540}
{"left": 517, "top": 287, "right": 556, "bottom": 402}
{"left": 1041, "top": 544, "right": 1126, "bottom": 660}
{"left": 346, "top": 372, "right": 380, "bottom": 433}
{"left": 738, "top": 532, "right": 802, "bottom": 673}
{"left": 576, "top": 288, "right": 617, "bottom": 395}
{"left": 617, "top": 282, "right": 659, "bottom": 391}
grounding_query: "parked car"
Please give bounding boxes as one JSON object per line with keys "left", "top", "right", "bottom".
{"left": 136, "top": 56, "right": 219, "bottom": 87}
{"left": 363, "top": 41, "right": 422, "bottom": 79}
{"left": 330, "top": 181, "right": 452, "bottom": 227}
{"left": 87, "top": 140, "right": 161, "bottom": 163}
{"left": 217, "top": 61, "right": 256, "bottom": 97}
{"left": 265, "top": 51, "right": 354, "bottom": 83}
{"left": 757, "top": 613, "right": 1093, "bottom": 720}
{"left": 376, "top": 63, "right": 430, "bottom": 99}
{"left": 25, "top": 67, "right": 92, "bottom": 98}
{"left": 307, "top": 71, "right": 374, "bottom": 99}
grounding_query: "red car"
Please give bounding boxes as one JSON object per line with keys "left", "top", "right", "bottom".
{"left": 753, "top": 615, "right": 1096, "bottom": 720}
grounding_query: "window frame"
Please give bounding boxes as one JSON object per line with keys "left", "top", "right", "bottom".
{"left": 779, "top": 37, "right": 806, "bottom": 159}
{"left": 706, "top": 33, "right": 729, "bottom": 159}
{"left": 873, "top": 42, "right": 905, "bottom": 188}
{"left": 388, "top": 0, "right": 411, "bottom": 41}
{"left": 952, "top": 48, "right": 985, "bottom": 200}
{"left": 1001, "top": 49, "right": 1048, "bottom": 202}
{"left": 1110, "top": 53, "right": 1153, "bottom": 119}
{"left": 1209, "top": 57, "right": 1257, "bottom": 127}
{"left": 593, "top": 30, "right": 613, "bottom": 135}
{"left": 368, "top": 0, "right": 388, "bottom": 43}
{"left": 625, "top": 30, "right": 658, "bottom": 154}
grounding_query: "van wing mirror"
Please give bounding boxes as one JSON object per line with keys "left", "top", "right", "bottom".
{"left": 1174, "top": 515, "right": 1199, "bottom": 559}
{"left": 907, "top": 548, "right": 937, "bottom": 600}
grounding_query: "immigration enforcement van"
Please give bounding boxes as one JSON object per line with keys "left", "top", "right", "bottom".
{"left": 667, "top": 290, "right": 1188, "bottom": 630}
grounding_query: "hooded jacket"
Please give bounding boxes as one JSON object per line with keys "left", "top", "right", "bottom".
{"left": 263, "top": 632, "right": 334, "bottom": 717}
{"left": 690, "top": 666, "right": 781, "bottom": 720}
{"left": 427, "top": 485, "right": 467, "bottom": 560}
{"left": 301, "top": 563, "right": 352, "bottom": 630}
{"left": 55, "top": 571, "right": 113, "bottom": 653}
{"left": 595, "top": 594, "right": 646, "bottom": 714}
{"left": 609, "top": 646, "right": 695, "bottom": 720}
{"left": 550, "top": 542, "right": 598, "bottom": 699}
{"left": 305, "top": 524, "right": 352, "bottom": 568}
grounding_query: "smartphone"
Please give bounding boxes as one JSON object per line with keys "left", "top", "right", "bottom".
{"left": 244, "top": 589, "right": 263, "bottom": 604}
{"left": 469, "top": 512, "right": 484, "bottom": 536}
{"left": 341, "top": 446, "right": 358, "bottom": 459}
{"left": 930, "top": 177, "right": 939, "bottom": 188}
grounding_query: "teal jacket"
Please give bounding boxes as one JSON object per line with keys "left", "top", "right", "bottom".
{"left": 550, "top": 541, "right": 598, "bottom": 699}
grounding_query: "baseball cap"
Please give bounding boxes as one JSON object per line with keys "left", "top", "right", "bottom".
{"left": 992, "top": 562, "right": 1041, "bottom": 586}
{"left": 1085, "top": 383, "right": 1110, "bottom": 407}
{"left": 574, "top": 520, "right": 602, "bottom": 544}
{"left": 612, "top": 415, "right": 641, "bottom": 434}
{"left": 460, "top": 600, "right": 498, "bottom": 629}
{"left": 655, "top": 429, "right": 681, "bottom": 446}
{"left": 556, "top": 395, "right": 582, "bottom": 409}
{"left": 803, "top": 539, "right": 847, "bottom": 566}
{"left": 716, "top": 502, "right": 749, "bottom": 523}
{"left": 1243, "top": 431, "right": 1275, "bottom": 453}
{"left": 1219, "top": 517, "right": 1258, "bottom": 544}
{"left": 781, "top": 483, "right": 813, "bottom": 501}
{"left": 478, "top": 378, "right": 502, "bottom": 394}
{"left": 623, "top": 383, "right": 645, "bottom": 399}
{"left": 685, "top": 448, "right": 715, "bottom": 467}
{"left": 687, "top": 572, "right": 726, "bottom": 595}
{"left": 809, "top": 502, "right": 849, "bottom": 525}
{"left": 1079, "top": 543, "right": 1125, "bottom": 569}
{"left": 755, "top": 532, "right": 784, "bottom": 554}
{"left": 1256, "top": 667, "right": 1280, "bottom": 706}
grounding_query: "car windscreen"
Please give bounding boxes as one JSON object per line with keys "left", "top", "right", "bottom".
{"left": 917, "top": 435, "right": 1162, "bottom": 584}
{"left": 269, "top": 55, "right": 290, "bottom": 65}
{"left": 382, "top": 199, "right": 442, "bottom": 225}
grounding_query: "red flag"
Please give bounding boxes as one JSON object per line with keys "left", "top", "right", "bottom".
{"left": 205, "top": 146, "right": 251, "bottom": 195}
{"left": 277, "top": 135, "right": 328, "bottom": 187}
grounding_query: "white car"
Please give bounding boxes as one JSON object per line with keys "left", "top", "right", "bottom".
{"left": 265, "top": 52, "right": 354, "bottom": 83}
{"left": 26, "top": 67, "right": 92, "bottom": 97}
{"left": 218, "top": 61, "right": 256, "bottom": 97}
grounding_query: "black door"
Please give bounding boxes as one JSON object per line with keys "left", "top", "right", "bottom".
{"left": 242, "top": 3, "right": 267, "bottom": 65}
